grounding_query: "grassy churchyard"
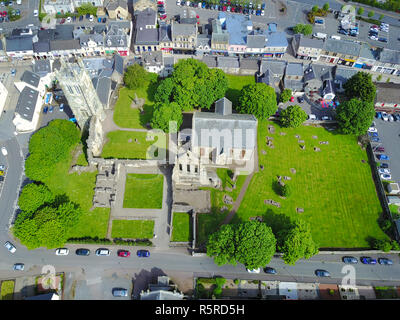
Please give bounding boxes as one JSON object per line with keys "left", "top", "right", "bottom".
{"left": 0, "top": 281, "right": 15, "bottom": 300}
{"left": 123, "top": 174, "right": 164, "bottom": 209}
{"left": 171, "top": 212, "right": 193, "bottom": 242}
{"left": 111, "top": 220, "right": 155, "bottom": 239}
{"left": 234, "top": 121, "right": 388, "bottom": 248}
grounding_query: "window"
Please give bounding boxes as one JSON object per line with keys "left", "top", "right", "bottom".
{"left": 194, "top": 166, "right": 198, "bottom": 173}
{"left": 187, "top": 164, "right": 190, "bottom": 172}
{"left": 179, "top": 164, "right": 182, "bottom": 171}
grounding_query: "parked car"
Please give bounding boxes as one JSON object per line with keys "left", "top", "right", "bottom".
{"left": 75, "top": 248, "right": 90, "bottom": 256}
{"left": 377, "top": 154, "right": 390, "bottom": 160}
{"left": 379, "top": 163, "right": 389, "bottom": 169}
{"left": 380, "top": 173, "right": 392, "bottom": 180}
{"left": 59, "top": 103, "right": 64, "bottom": 112}
{"left": 4, "top": 241, "right": 16, "bottom": 253}
{"left": 371, "top": 137, "right": 380, "bottom": 142}
{"left": 79, "top": 15, "right": 83, "bottom": 21}
{"left": 378, "top": 168, "right": 390, "bottom": 174}
{"left": 264, "top": 267, "right": 277, "bottom": 274}
{"left": 10, "top": 68, "right": 16, "bottom": 76}
{"left": 66, "top": 16, "right": 71, "bottom": 23}
{"left": 117, "top": 250, "right": 130, "bottom": 257}
{"left": 60, "top": 18, "right": 65, "bottom": 24}
{"left": 360, "top": 256, "right": 377, "bottom": 264}
{"left": 315, "top": 269, "right": 330, "bottom": 277}
{"left": 375, "top": 147, "right": 385, "bottom": 153}
{"left": 112, "top": 288, "right": 128, "bottom": 297}
{"left": 321, "top": 116, "right": 332, "bottom": 120}
{"left": 137, "top": 249, "right": 150, "bottom": 257}
{"left": 33, "top": 9, "right": 38, "bottom": 16}
{"left": 297, "top": 95, "right": 305, "bottom": 103}
{"left": 13, "top": 263, "right": 24, "bottom": 271}
{"left": 342, "top": 256, "right": 358, "bottom": 264}
{"left": 55, "top": 248, "right": 69, "bottom": 256}
{"left": 96, "top": 248, "right": 110, "bottom": 256}
{"left": 246, "top": 268, "right": 260, "bottom": 273}
{"left": 382, "top": 112, "right": 389, "bottom": 121}
{"left": 49, "top": 106, "right": 54, "bottom": 113}
{"left": 102, "top": 17, "right": 106, "bottom": 23}
{"left": 1, "top": 147, "right": 7, "bottom": 156}
{"left": 376, "top": 112, "right": 382, "bottom": 119}
{"left": 89, "top": 15, "right": 94, "bottom": 22}
{"left": 308, "top": 114, "right": 317, "bottom": 120}
{"left": 368, "top": 126, "right": 378, "bottom": 133}
{"left": 368, "top": 132, "right": 378, "bottom": 137}
{"left": 388, "top": 114, "right": 394, "bottom": 122}
{"left": 378, "top": 258, "right": 393, "bottom": 265}
{"left": 43, "top": 106, "right": 48, "bottom": 114}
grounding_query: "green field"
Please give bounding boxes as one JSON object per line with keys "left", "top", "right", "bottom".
{"left": 101, "top": 130, "right": 164, "bottom": 160}
{"left": 171, "top": 212, "right": 193, "bottom": 242}
{"left": 113, "top": 74, "right": 158, "bottom": 129}
{"left": 0, "top": 281, "right": 14, "bottom": 300}
{"left": 42, "top": 148, "right": 110, "bottom": 239}
{"left": 123, "top": 174, "right": 164, "bottom": 209}
{"left": 225, "top": 74, "right": 255, "bottom": 107}
{"left": 111, "top": 220, "right": 154, "bottom": 239}
{"left": 235, "top": 121, "right": 388, "bottom": 248}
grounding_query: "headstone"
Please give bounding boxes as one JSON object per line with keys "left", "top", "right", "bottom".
{"left": 146, "top": 135, "right": 155, "bottom": 141}
{"left": 220, "top": 206, "right": 228, "bottom": 212}
{"left": 361, "top": 159, "right": 366, "bottom": 163}
{"left": 260, "top": 165, "right": 264, "bottom": 171}
{"left": 280, "top": 132, "right": 286, "bottom": 136}
{"left": 314, "top": 147, "right": 321, "bottom": 152}
{"left": 261, "top": 150, "right": 267, "bottom": 155}
{"left": 223, "top": 194, "right": 233, "bottom": 205}
{"left": 295, "top": 135, "right": 300, "bottom": 139}
{"left": 298, "top": 140, "right": 305, "bottom": 143}
{"left": 300, "top": 145, "right": 306, "bottom": 150}
{"left": 134, "top": 138, "right": 139, "bottom": 143}
{"left": 297, "top": 207, "right": 304, "bottom": 213}
{"left": 312, "top": 135, "right": 318, "bottom": 139}
{"left": 290, "top": 168, "right": 296, "bottom": 174}
{"left": 225, "top": 187, "right": 233, "bottom": 192}
{"left": 128, "top": 139, "right": 132, "bottom": 143}
{"left": 284, "top": 176, "right": 291, "bottom": 180}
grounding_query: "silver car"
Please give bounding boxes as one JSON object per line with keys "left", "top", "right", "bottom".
{"left": 13, "top": 263, "right": 24, "bottom": 271}
{"left": 4, "top": 241, "right": 16, "bottom": 253}
{"left": 112, "top": 288, "right": 128, "bottom": 297}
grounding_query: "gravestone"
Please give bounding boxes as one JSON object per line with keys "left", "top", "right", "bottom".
{"left": 298, "top": 140, "right": 305, "bottom": 143}
{"left": 300, "top": 145, "right": 306, "bottom": 150}
{"left": 261, "top": 150, "right": 267, "bottom": 155}
{"left": 279, "top": 132, "right": 287, "bottom": 136}
{"left": 260, "top": 165, "right": 264, "bottom": 171}
{"left": 290, "top": 168, "right": 296, "bottom": 174}
{"left": 297, "top": 207, "right": 304, "bottom": 213}
{"left": 312, "top": 135, "right": 318, "bottom": 139}
{"left": 314, "top": 147, "right": 321, "bottom": 152}
{"left": 223, "top": 194, "right": 233, "bottom": 205}
{"left": 284, "top": 176, "right": 291, "bottom": 180}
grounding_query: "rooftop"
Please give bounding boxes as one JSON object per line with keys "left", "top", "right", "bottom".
{"left": 21, "top": 71, "right": 40, "bottom": 88}
{"left": 15, "top": 87, "right": 39, "bottom": 122}
{"left": 375, "top": 82, "right": 400, "bottom": 103}
{"left": 323, "top": 39, "right": 361, "bottom": 57}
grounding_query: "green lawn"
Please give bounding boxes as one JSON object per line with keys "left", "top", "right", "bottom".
{"left": 0, "top": 281, "right": 14, "bottom": 300}
{"left": 235, "top": 121, "right": 388, "bottom": 248}
{"left": 101, "top": 130, "right": 165, "bottom": 160}
{"left": 113, "top": 74, "right": 158, "bottom": 129}
{"left": 172, "top": 212, "right": 193, "bottom": 242}
{"left": 42, "top": 147, "right": 110, "bottom": 239}
{"left": 76, "top": 152, "right": 88, "bottom": 166}
{"left": 123, "top": 174, "right": 164, "bottom": 209}
{"left": 374, "top": 287, "right": 398, "bottom": 299}
{"left": 225, "top": 74, "right": 255, "bottom": 107}
{"left": 111, "top": 220, "right": 154, "bottom": 239}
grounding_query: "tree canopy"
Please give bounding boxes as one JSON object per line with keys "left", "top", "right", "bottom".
{"left": 280, "top": 105, "right": 308, "bottom": 128}
{"left": 336, "top": 98, "right": 375, "bottom": 135}
{"left": 156, "top": 58, "right": 228, "bottom": 111}
{"left": 237, "top": 83, "right": 277, "bottom": 120}
{"left": 150, "top": 102, "right": 183, "bottom": 133}
{"left": 18, "top": 183, "right": 55, "bottom": 213}
{"left": 279, "top": 89, "right": 292, "bottom": 103}
{"left": 277, "top": 219, "right": 319, "bottom": 265}
{"left": 123, "top": 64, "right": 150, "bottom": 90}
{"left": 77, "top": 3, "right": 97, "bottom": 16}
{"left": 343, "top": 71, "right": 376, "bottom": 103}
{"left": 207, "top": 221, "right": 277, "bottom": 269}
{"left": 25, "top": 120, "right": 80, "bottom": 182}
{"left": 293, "top": 24, "right": 313, "bottom": 36}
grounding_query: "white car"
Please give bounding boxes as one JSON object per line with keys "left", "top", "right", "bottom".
{"left": 4, "top": 241, "right": 16, "bottom": 253}
{"left": 33, "top": 9, "right": 38, "bottom": 17}
{"left": 378, "top": 168, "right": 390, "bottom": 174}
{"left": 186, "top": 1, "right": 190, "bottom": 5}
{"left": 89, "top": 15, "right": 94, "bottom": 22}
{"left": 261, "top": 10, "right": 265, "bottom": 16}
{"left": 308, "top": 114, "right": 317, "bottom": 120}
{"left": 382, "top": 112, "right": 389, "bottom": 121}
{"left": 1, "top": 147, "right": 7, "bottom": 156}
{"left": 368, "top": 127, "right": 378, "bottom": 133}
{"left": 176, "top": 0, "right": 180, "bottom": 4}
{"left": 388, "top": 115, "right": 394, "bottom": 122}
{"left": 55, "top": 248, "right": 69, "bottom": 255}
{"left": 95, "top": 248, "right": 110, "bottom": 256}
{"left": 246, "top": 268, "right": 260, "bottom": 273}
{"left": 321, "top": 116, "right": 332, "bottom": 120}
{"left": 369, "top": 36, "right": 378, "bottom": 41}
{"left": 381, "top": 173, "right": 392, "bottom": 180}
{"left": 66, "top": 16, "right": 72, "bottom": 23}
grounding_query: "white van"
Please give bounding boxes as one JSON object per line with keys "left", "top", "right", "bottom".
{"left": 313, "top": 33, "right": 327, "bottom": 40}
{"left": 331, "top": 35, "right": 341, "bottom": 40}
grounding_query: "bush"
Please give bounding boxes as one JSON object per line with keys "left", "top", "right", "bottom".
{"left": 357, "top": 7, "right": 364, "bottom": 15}
{"left": 373, "top": 239, "right": 393, "bottom": 252}
{"left": 233, "top": 279, "right": 240, "bottom": 285}
{"left": 279, "top": 89, "right": 292, "bottom": 103}
{"left": 368, "top": 11, "right": 375, "bottom": 17}
{"left": 280, "top": 184, "right": 291, "bottom": 197}
{"left": 67, "top": 237, "right": 113, "bottom": 244}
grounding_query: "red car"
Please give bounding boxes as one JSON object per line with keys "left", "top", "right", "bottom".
{"left": 157, "top": 0, "right": 164, "bottom": 3}
{"left": 117, "top": 250, "right": 130, "bottom": 257}
{"left": 1, "top": 11, "right": 7, "bottom": 17}
{"left": 196, "top": 14, "right": 199, "bottom": 18}
{"left": 231, "top": 7, "right": 235, "bottom": 12}
{"left": 290, "top": 96, "right": 295, "bottom": 102}
{"left": 160, "top": 14, "right": 167, "bottom": 20}
{"left": 60, "top": 18, "right": 66, "bottom": 24}
{"left": 222, "top": 6, "right": 227, "bottom": 11}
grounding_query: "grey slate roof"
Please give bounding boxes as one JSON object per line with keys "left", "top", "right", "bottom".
{"left": 172, "top": 22, "right": 196, "bottom": 37}
{"left": 284, "top": 78, "right": 304, "bottom": 91}
{"left": 285, "top": 63, "right": 303, "bottom": 76}
{"left": 38, "top": 29, "right": 55, "bottom": 41}
{"left": 135, "top": 7, "right": 157, "bottom": 29}
{"left": 21, "top": 71, "right": 40, "bottom": 88}
{"left": 197, "top": 33, "right": 211, "bottom": 48}
{"left": 105, "top": 0, "right": 128, "bottom": 10}
{"left": 379, "top": 48, "right": 400, "bottom": 65}
{"left": 6, "top": 36, "right": 33, "bottom": 52}
{"left": 54, "top": 25, "right": 74, "bottom": 40}
{"left": 142, "top": 51, "right": 162, "bottom": 65}
{"left": 294, "top": 34, "right": 324, "bottom": 49}
{"left": 323, "top": 39, "right": 361, "bottom": 57}
{"left": 359, "top": 43, "right": 377, "bottom": 60}
{"left": 135, "top": 28, "right": 159, "bottom": 45}
{"left": 159, "top": 25, "right": 171, "bottom": 42}
{"left": 240, "top": 58, "right": 259, "bottom": 71}
{"left": 247, "top": 34, "right": 266, "bottom": 49}
{"left": 114, "top": 53, "right": 124, "bottom": 75}
{"left": 212, "top": 32, "right": 229, "bottom": 44}
{"left": 193, "top": 108, "right": 258, "bottom": 150}
{"left": 333, "top": 66, "right": 358, "bottom": 84}
{"left": 15, "top": 87, "right": 39, "bottom": 121}
{"left": 33, "top": 41, "right": 50, "bottom": 53}
{"left": 202, "top": 56, "right": 217, "bottom": 68}
{"left": 304, "top": 64, "right": 333, "bottom": 83}
{"left": 95, "top": 77, "right": 112, "bottom": 106}
{"left": 215, "top": 97, "right": 232, "bottom": 116}
{"left": 164, "top": 56, "right": 175, "bottom": 68}
{"left": 322, "top": 79, "right": 334, "bottom": 96}
{"left": 217, "top": 56, "right": 239, "bottom": 69}
{"left": 79, "top": 33, "right": 104, "bottom": 46}
{"left": 33, "top": 60, "right": 52, "bottom": 77}
{"left": 50, "top": 39, "right": 81, "bottom": 50}
{"left": 260, "top": 59, "right": 286, "bottom": 76}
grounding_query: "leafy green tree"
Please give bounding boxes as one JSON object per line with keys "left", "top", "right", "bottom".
{"left": 278, "top": 219, "right": 319, "bottom": 265}
{"left": 323, "top": 3, "right": 329, "bottom": 11}
{"left": 77, "top": 3, "right": 98, "bottom": 16}
{"left": 368, "top": 10, "right": 374, "bottom": 17}
{"left": 357, "top": 7, "right": 364, "bottom": 15}
{"left": 150, "top": 102, "right": 183, "bottom": 133}
{"left": 36, "top": 219, "right": 67, "bottom": 249}
{"left": 235, "top": 221, "right": 276, "bottom": 269}
{"left": 343, "top": 72, "right": 376, "bottom": 103}
{"left": 123, "top": 64, "right": 150, "bottom": 90}
{"left": 238, "top": 83, "right": 277, "bottom": 120}
{"left": 13, "top": 219, "right": 41, "bottom": 250}
{"left": 18, "top": 183, "right": 55, "bottom": 213}
{"left": 280, "top": 105, "right": 308, "bottom": 128}
{"left": 379, "top": 14, "right": 384, "bottom": 20}
{"left": 280, "top": 184, "right": 292, "bottom": 197}
{"left": 206, "top": 224, "right": 237, "bottom": 266}
{"left": 336, "top": 98, "right": 375, "bottom": 135}
{"left": 279, "top": 89, "right": 292, "bottom": 103}
{"left": 57, "top": 202, "right": 82, "bottom": 229}
{"left": 293, "top": 24, "right": 313, "bottom": 36}
{"left": 373, "top": 239, "right": 392, "bottom": 252}
{"left": 312, "top": 5, "right": 319, "bottom": 12}
{"left": 154, "top": 77, "right": 174, "bottom": 104}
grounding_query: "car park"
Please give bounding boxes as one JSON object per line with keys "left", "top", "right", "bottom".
{"left": 378, "top": 258, "right": 393, "bottom": 265}
{"left": 246, "top": 268, "right": 260, "bottom": 273}
{"left": 112, "top": 288, "right": 128, "bottom": 297}
{"left": 137, "top": 249, "right": 150, "bottom": 257}
{"left": 75, "top": 248, "right": 90, "bottom": 256}
{"left": 55, "top": 248, "right": 69, "bottom": 255}
{"left": 360, "top": 257, "right": 377, "bottom": 264}
{"left": 380, "top": 173, "right": 392, "bottom": 180}
{"left": 95, "top": 248, "right": 110, "bottom": 256}
{"left": 13, "top": 263, "right": 24, "bottom": 271}
{"left": 4, "top": 241, "right": 16, "bottom": 253}
{"left": 264, "top": 267, "right": 277, "bottom": 274}
{"left": 315, "top": 269, "right": 330, "bottom": 277}
{"left": 342, "top": 256, "right": 358, "bottom": 264}
{"left": 117, "top": 250, "right": 130, "bottom": 257}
